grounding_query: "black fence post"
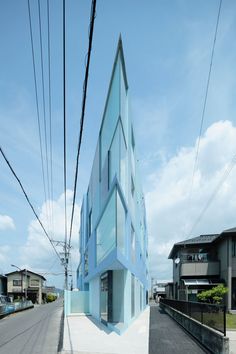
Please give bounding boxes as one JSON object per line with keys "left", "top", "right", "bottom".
{"left": 201, "top": 304, "right": 203, "bottom": 324}
{"left": 223, "top": 305, "right": 226, "bottom": 336}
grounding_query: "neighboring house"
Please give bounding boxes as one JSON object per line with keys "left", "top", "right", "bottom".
{"left": 0, "top": 275, "right": 7, "bottom": 295}
{"left": 168, "top": 227, "right": 236, "bottom": 310}
{"left": 153, "top": 283, "right": 167, "bottom": 300}
{"left": 6, "top": 269, "right": 46, "bottom": 304}
{"left": 77, "top": 38, "right": 148, "bottom": 333}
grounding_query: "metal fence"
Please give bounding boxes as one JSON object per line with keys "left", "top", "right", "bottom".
{"left": 160, "top": 298, "right": 226, "bottom": 336}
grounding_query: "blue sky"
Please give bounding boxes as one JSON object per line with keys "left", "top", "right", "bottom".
{"left": 1, "top": 0, "right": 236, "bottom": 288}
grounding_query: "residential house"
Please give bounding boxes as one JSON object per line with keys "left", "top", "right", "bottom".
{"left": 0, "top": 275, "right": 7, "bottom": 295}
{"left": 77, "top": 38, "right": 148, "bottom": 333}
{"left": 168, "top": 227, "right": 236, "bottom": 310}
{"left": 6, "top": 269, "right": 46, "bottom": 304}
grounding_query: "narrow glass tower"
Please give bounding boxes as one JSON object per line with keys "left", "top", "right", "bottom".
{"left": 77, "top": 37, "right": 148, "bottom": 334}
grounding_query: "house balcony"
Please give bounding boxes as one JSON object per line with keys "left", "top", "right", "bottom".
{"left": 180, "top": 261, "right": 220, "bottom": 277}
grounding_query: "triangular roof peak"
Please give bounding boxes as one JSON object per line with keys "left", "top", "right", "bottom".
{"left": 113, "top": 35, "right": 128, "bottom": 90}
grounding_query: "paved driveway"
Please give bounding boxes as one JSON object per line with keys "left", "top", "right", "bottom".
{"left": 149, "top": 303, "right": 208, "bottom": 354}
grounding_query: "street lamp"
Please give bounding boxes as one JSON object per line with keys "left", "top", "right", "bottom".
{"left": 11, "top": 264, "right": 27, "bottom": 300}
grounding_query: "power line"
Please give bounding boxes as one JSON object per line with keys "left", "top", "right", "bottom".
{"left": 68, "top": 0, "right": 97, "bottom": 249}
{"left": 187, "top": 0, "right": 222, "bottom": 212}
{"left": 62, "top": 0, "right": 68, "bottom": 289}
{"left": 27, "top": 0, "right": 48, "bottom": 227}
{"left": 38, "top": 0, "right": 51, "bottom": 229}
{"left": 188, "top": 154, "right": 236, "bottom": 236}
{"left": 0, "top": 147, "right": 61, "bottom": 262}
{"left": 47, "top": 0, "right": 54, "bottom": 237}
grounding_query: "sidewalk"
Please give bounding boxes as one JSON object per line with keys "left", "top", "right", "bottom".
{"left": 61, "top": 307, "right": 150, "bottom": 354}
{"left": 149, "top": 303, "right": 208, "bottom": 354}
{"left": 227, "top": 330, "right": 236, "bottom": 354}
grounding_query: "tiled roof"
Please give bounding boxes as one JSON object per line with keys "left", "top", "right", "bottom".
{"left": 176, "top": 234, "right": 219, "bottom": 245}
{"left": 221, "top": 227, "right": 236, "bottom": 234}
{"left": 168, "top": 234, "right": 220, "bottom": 259}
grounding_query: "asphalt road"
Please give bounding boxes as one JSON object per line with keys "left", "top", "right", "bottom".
{"left": 0, "top": 298, "right": 63, "bottom": 354}
{"left": 149, "top": 303, "right": 209, "bottom": 354}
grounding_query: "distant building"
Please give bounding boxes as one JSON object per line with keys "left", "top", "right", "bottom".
{"left": 0, "top": 275, "right": 7, "bottom": 295}
{"left": 6, "top": 269, "right": 46, "bottom": 304}
{"left": 168, "top": 227, "right": 236, "bottom": 310}
{"left": 153, "top": 283, "right": 167, "bottom": 299}
{"left": 77, "top": 38, "right": 148, "bottom": 333}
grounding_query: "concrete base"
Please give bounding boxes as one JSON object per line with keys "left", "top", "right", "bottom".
{"left": 160, "top": 303, "right": 229, "bottom": 354}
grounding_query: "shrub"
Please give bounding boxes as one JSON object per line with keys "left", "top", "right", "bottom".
{"left": 46, "top": 293, "right": 57, "bottom": 303}
{"left": 197, "top": 284, "right": 228, "bottom": 304}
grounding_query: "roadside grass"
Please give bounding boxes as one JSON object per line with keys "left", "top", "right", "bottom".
{"left": 227, "top": 314, "right": 236, "bottom": 329}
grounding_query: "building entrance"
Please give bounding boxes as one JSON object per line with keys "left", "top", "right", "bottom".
{"left": 100, "top": 271, "right": 112, "bottom": 324}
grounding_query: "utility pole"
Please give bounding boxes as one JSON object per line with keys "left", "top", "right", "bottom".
{"left": 52, "top": 240, "right": 70, "bottom": 290}
{"left": 11, "top": 264, "right": 23, "bottom": 300}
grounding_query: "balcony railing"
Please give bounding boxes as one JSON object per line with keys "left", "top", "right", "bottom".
{"left": 181, "top": 261, "right": 220, "bottom": 276}
{"left": 181, "top": 253, "right": 216, "bottom": 262}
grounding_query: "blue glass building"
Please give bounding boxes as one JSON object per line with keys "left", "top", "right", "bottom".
{"left": 77, "top": 38, "right": 148, "bottom": 333}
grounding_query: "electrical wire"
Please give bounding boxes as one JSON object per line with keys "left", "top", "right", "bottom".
{"left": 47, "top": 0, "right": 54, "bottom": 237}
{"left": 187, "top": 0, "right": 223, "bottom": 212}
{"left": 62, "top": 0, "right": 68, "bottom": 261}
{"left": 27, "top": 0, "right": 48, "bottom": 227}
{"left": 0, "top": 147, "right": 61, "bottom": 262}
{"left": 38, "top": 0, "right": 51, "bottom": 229}
{"left": 68, "top": 0, "right": 97, "bottom": 249}
{"left": 188, "top": 154, "right": 236, "bottom": 236}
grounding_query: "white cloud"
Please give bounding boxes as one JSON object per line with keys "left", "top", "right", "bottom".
{"left": 0, "top": 245, "right": 10, "bottom": 264}
{"left": 19, "top": 190, "right": 80, "bottom": 283}
{"left": 0, "top": 214, "right": 15, "bottom": 230}
{"left": 146, "top": 120, "right": 236, "bottom": 280}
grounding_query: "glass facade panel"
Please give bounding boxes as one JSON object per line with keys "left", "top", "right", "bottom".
{"left": 131, "top": 274, "right": 135, "bottom": 318}
{"left": 120, "top": 64, "right": 128, "bottom": 142}
{"left": 96, "top": 190, "right": 116, "bottom": 264}
{"left": 117, "top": 191, "right": 126, "bottom": 255}
{"left": 120, "top": 126, "right": 127, "bottom": 199}
{"left": 109, "top": 124, "right": 120, "bottom": 187}
{"left": 84, "top": 250, "right": 88, "bottom": 276}
{"left": 101, "top": 58, "right": 120, "bottom": 172}
{"left": 131, "top": 225, "right": 135, "bottom": 264}
{"left": 71, "top": 291, "right": 89, "bottom": 313}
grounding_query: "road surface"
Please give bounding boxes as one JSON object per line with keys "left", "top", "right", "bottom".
{"left": 0, "top": 298, "right": 63, "bottom": 354}
{"left": 149, "top": 302, "right": 209, "bottom": 354}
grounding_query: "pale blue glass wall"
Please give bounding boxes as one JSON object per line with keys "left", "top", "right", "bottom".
{"left": 96, "top": 190, "right": 116, "bottom": 264}
{"left": 78, "top": 40, "right": 149, "bottom": 328}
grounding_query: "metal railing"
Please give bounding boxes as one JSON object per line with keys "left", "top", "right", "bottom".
{"left": 160, "top": 298, "right": 226, "bottom": 336}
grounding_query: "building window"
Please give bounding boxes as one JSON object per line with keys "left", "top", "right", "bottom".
{"left": 96, "top": 190, "right": 116, "bottom": 265}
{"left": 232, "top": 240, "right": 236, "bottom": 257}
{"left": 131, "top": 126, "right": 135, "bottom": 150}
{"left": 88, "top": 209, "right": 92, "bottom": 237}
{"left": 13, "top": 279, "right": 22, "bottom": 286}
{"left": 109, "top": 121, "right": 127, "bottom": 199}
{"left": 30, "top": 279, "right": 39, "bottom": 287}
{"left": 131, "top": 225, "right": 135, "bottom": 264}
{"left": 131, "top": 176, "right": 135, "bottom": 197}
{"left": 109, "top": 123, "right": 120, "bottom": 187}
{"left": 85, "top": 250, "right": 89, "bottom": 276}
{"left": 117, "top": 191, "right": 126, "bottom": 255}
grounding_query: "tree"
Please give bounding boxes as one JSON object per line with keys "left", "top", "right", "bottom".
{"left": 46, "top": 293, "right": 57, "bottom": 303}
{"left": 197, "top": 284, "right": 228, "bottom": 304}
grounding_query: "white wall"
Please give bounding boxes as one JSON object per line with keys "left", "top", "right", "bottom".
{"left": 89, "top": 277, "right": 100, "bottom": 320}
